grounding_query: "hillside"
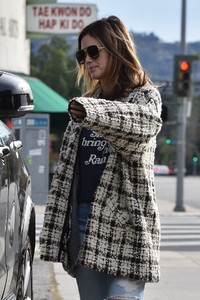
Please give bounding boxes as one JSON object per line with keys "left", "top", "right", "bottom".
{"left": 131, "top": 31, "right": 200, "bottom": 82}
{"left": 31, "top": 31, "right": 200, "bottom": 82}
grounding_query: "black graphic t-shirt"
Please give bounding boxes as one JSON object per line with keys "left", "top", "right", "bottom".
{"left": 77, "top": 128, "right": 113, "bottom": 203}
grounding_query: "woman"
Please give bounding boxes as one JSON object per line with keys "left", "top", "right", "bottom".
{"left": 40, "top": 16, "right": 162, "bottom": 300}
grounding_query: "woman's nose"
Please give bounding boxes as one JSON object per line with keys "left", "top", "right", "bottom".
{"left": 85, "top": 53, "right": 93, "bottom": 63}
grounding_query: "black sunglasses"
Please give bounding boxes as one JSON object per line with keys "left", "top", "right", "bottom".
{"left": 76, "top": 45, "right": 104, "bottom": 64}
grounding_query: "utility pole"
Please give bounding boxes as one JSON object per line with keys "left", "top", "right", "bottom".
{"left": 174, "top": 0, "right": 187, "bottom": 211}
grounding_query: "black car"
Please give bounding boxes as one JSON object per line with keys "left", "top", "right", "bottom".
{"left": 0, "top": 72, "right": 35, "bottom": 299}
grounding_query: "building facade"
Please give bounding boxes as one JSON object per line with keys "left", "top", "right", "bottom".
{"left": 0, "top": 0, "right": 30, "bottom": 74}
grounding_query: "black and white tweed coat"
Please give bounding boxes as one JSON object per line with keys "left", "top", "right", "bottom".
{"left": 40, "top": 84, "right": 163, "bottom": 282}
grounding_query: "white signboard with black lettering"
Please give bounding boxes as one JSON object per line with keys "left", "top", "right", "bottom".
{"left": 26, "top": 4, "right": 97, "bottom": 34}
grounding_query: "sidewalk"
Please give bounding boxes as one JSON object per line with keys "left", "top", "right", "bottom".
{"left": 35, "top": 199, "right": 200, "bottom": 300}
{"left": 145, "top": 251, "right": 200, "bottom": 300}
{"left": 144, "top": 199, "right": 200, "bottom": 300}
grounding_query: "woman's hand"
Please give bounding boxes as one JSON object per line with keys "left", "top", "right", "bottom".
{"left": 69, "top": 100, "right": 86, "bottom": 122}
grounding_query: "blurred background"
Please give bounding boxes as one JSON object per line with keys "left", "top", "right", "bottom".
{"left": 1, "top": 0, "right": 200, "bottom": 204}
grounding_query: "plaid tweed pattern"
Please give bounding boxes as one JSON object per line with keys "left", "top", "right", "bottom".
{"left": 40, "top": 85, "right": 162, "bottom": 282}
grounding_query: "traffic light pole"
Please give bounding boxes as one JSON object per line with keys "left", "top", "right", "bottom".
{"left": 180, "top": 0, "right": 186, "bottom": 54}
{"left": 174, "top": 97, "right": 187, "bottom": 211}
{"left": 174, "top": 0, "right": 187, "bottom": 211}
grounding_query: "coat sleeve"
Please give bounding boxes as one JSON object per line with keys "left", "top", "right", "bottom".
{"left": 70, "top": 86, "right": 162, "bottom": 158}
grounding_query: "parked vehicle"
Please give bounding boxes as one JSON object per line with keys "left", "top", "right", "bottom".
{"left": 153, "top": 164, "right": 170, "bottom": 175}
{"left": 169, "top": 166, "right": 187, "bottom": 176}
{"left": 0, "top": 71, "right": 35, "bottom": 299}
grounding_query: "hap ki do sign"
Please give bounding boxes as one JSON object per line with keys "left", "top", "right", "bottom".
{"left": 26, "top": 3, "right": 97, "bottom": 34}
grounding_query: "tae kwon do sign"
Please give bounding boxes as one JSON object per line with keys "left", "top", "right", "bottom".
{"left": 26, "top": 4, "right": 97, "bottom": 34}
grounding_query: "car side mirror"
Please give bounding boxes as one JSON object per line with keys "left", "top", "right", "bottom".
{"left": 0, "top": 71, "right": 34, "bottom": 118}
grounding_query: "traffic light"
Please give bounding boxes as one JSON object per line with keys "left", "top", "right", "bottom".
{"left": 173, "top": 55, "right": 192, "bottom": 97}
{"left": 192, "top": 156, "right": 199, "bottom": 163}
{"left": 165, "top": 138, "right": 171, "bottom": 145}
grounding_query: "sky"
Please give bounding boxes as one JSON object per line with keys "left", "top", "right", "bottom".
{"left": 57, "top": 0, "right": 200, "bottom": 43}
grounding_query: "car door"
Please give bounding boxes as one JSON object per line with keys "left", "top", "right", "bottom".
{"left": 0, "top": 72, "right": 35, "bottom": 298}
{"left": 3, "top": 133, "right": 22, "bottom": 295}
{"left": 0, "top": 123, "right": 10, "bottom": 298}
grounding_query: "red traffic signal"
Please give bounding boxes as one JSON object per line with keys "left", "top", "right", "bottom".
{"left": 180, "top": 60, "right": 190, "bottom": 71}
{"left": 173, "top": 55, "right": 193, "bottom": 97}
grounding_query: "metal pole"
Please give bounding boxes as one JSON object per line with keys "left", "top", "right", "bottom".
{"left": 174, "top": 0, "right": 187, "bottom": 211}
{"left": 180, "top": 0, "right": 186, "bottom": 54}
{"left": 174, "top": 97, "right": 187, "bottom": 211}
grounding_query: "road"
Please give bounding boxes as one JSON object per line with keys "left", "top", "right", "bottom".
{"left": 155, "top": 175, "right": 200, "bottom": 209}
{"left": 155, "top": 176, "right": 200, "bottom": 251}
{"left": 160, "top": 214, "right": 200, "bottom": 251}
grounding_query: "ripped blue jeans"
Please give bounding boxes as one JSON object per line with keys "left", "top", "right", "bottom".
{"left": 75, "top": 203, "right": 145, "bottom": 300}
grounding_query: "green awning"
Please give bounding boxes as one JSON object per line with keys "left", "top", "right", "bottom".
{"left": 22, "top": 76, "right": 68, "bottom": 113}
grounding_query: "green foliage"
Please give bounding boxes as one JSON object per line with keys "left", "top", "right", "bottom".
{"left": 31, "top": 35, "right": 81, "bottom": 100}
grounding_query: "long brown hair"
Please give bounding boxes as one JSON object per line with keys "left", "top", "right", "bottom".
{"left": 76, "top": 16, "right": 151, "bottom": 99}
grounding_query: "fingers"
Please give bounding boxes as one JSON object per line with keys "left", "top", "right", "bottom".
{"left": 70, "top": 100, "right": 83, "bottom": 111}
{"left": 69, "top": 100, "right": 86, "bottom": 122}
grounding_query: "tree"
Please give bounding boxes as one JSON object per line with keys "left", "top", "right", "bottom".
{"left": 31, "top": 35, "right": 81, "bottom": 100}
